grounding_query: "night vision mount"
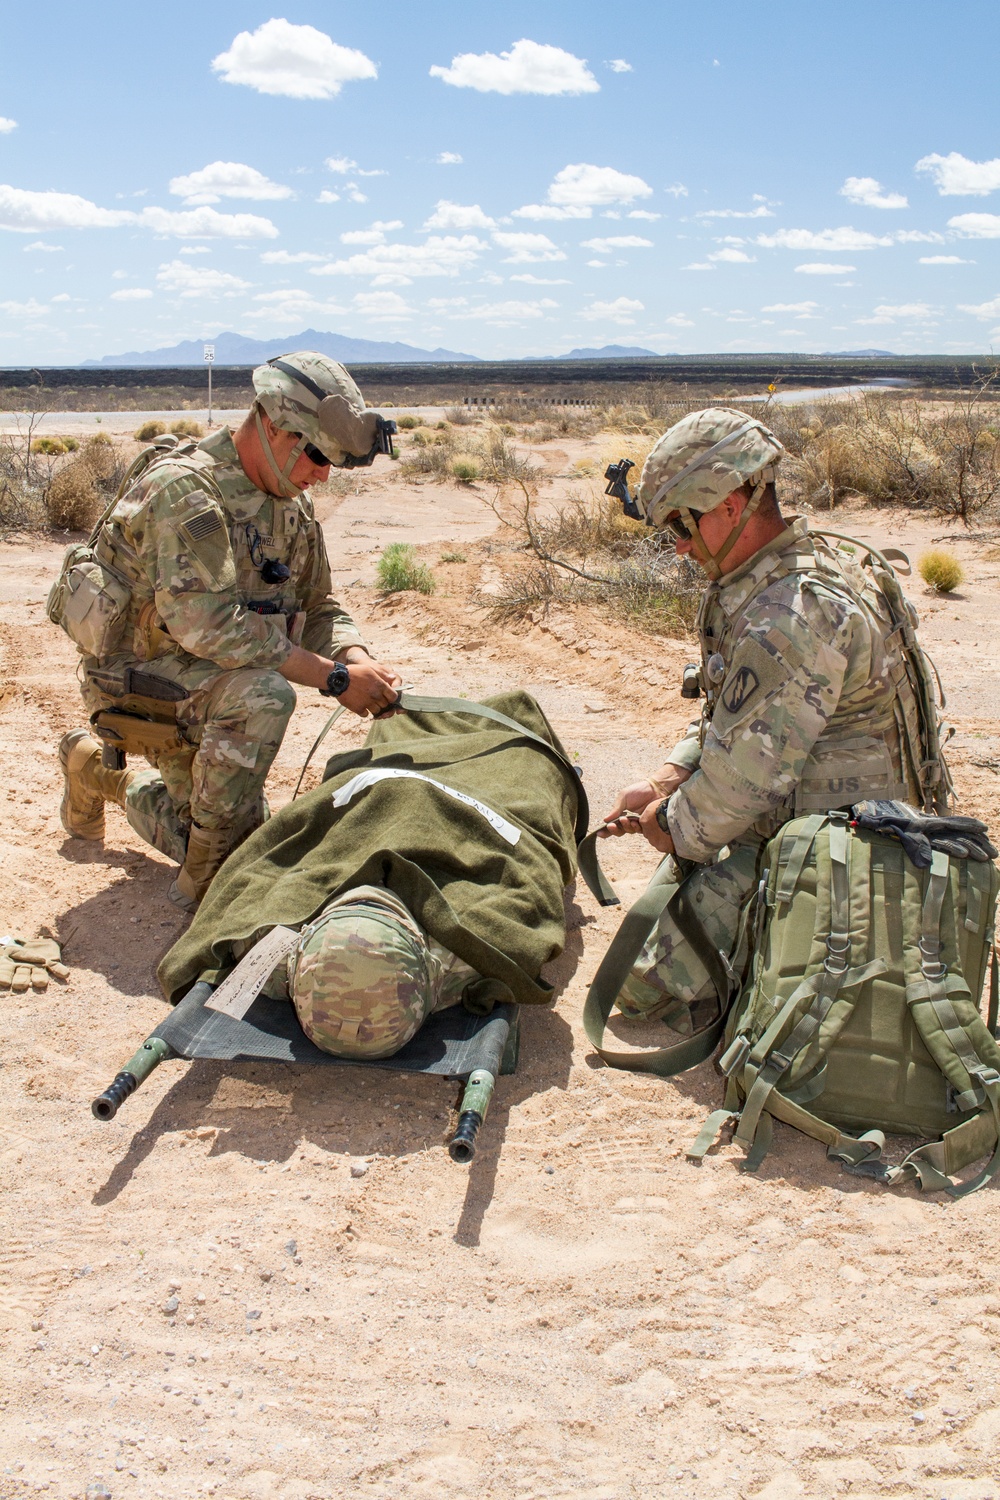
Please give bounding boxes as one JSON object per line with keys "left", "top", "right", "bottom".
{"left": 604, "top": 458, "right": 642, "bottom": 521}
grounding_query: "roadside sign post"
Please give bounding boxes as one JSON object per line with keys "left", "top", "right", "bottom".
{"left": 203, "top": 344, "right": 215, "bottom": 425}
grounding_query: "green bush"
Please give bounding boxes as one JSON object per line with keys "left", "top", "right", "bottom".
{"left": 452, "top": 459, "right": 479, "bottom": 483}
{"left": 918, "top": 548, "right": 965, "bottom": 593}
{"left": 439, "top": 550, "right": 466, "bottom": 563}
{"left": 31, "top": 437, "right": 68, "bottom": 455}
{"left": 396, "top": 414, "right": 421, "bottom": 430}
{"left": 376, "top": 542, "right": 436, "bottom": 595}
{"left": 134, "top": 420, "right": 166, "bottom": 442}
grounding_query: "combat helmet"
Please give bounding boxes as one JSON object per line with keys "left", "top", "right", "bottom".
{"left": 251, "top": 350, "right": 396, "bottom": 497}
{"left": 636, "top": 407, "right": 785, "bottom": 579}
{"left": 289, "top": 887, "right": 439, "bottom": 1060}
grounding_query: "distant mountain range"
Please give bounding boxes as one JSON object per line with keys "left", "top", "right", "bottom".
{"left": 555, "top": 344, "right": 659, "bottom": 359}
{"left": 822, "top": 349, "right": 897, "bottom": 358}
{"left": 82, "top": 329, "right": 480, "bottom": 367}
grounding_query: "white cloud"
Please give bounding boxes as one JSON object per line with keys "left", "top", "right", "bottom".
{"left": 110, "top": 287, "right": 154, "bottom": 301}
{"left": 0, "top": 184, "right": 134, "bottom": 232}
{"left": 512, "top": 203, "right": 592, "bottom": 221}
{"left": 423, "top": 200, "right": 496, "bottom": 231}
{"left": 430, "top": 38, "right": 598, "bottom": 96}
{"left": 459, "top": 298, "right": 558, "bottom": 323}
{"left": 179, "top": 245, "right": 211, "bottom": 255}
{"left": 24, "top": 240, "right": 62, "bottom": 252}
{"left": 580, "top": 296, "right": 644, "bottom": 323}
{"left": 580, "top": 235, "right": 653, "bottom": 253}
{"left": 111, "top": 269, "right": 127, "bottom": 278}
{"left": 948, "top": 212, "right": 1000, "bottom": 238}
{"left": 352, "top": 290, "right": 412, "bottom": 320}
{"left": 311, "top": 235, "right": 487, "bottom": 284}
{"left": 0, "top": 298, "right": 50, "bottom": 320}
{"left": 696, "top": 204, "right": 774, "bottom": 219}
{"left": 550, "top": 162, "right": 652, "bottom": 208}
{"left": 865, "top": 302, "right": 934, "bottom": 321}
{"left": 169, "top": 161, "right": 292, "bottom": 205}
{"left": 340, "top": 229, "right": 388, "bottom": 246}
{"left": 316, "top": 190, "right": 340, "bottom": 204}
{"left": 958, "top": 295, "right": 1000, "bottom": 320}
{"left": 839, "top": 176, "right": 908, "bottom": 209}
{"left": 139, "top": 205, "right": 278, "bottom": 239}
{"left": 757, "top": 227, "right": 893, "bottom": 251}
{"left": 325, "top": 157, "right": 357, "bottom": 175}
{"left": 895, "top": 229, "right": 945, "bottom": 243}
{"left": 920, "top": 254, "right": 973, "bottom": 264}
{"left": 509, "top": 273, "right": 571, "bottom": 284}
{"left": 664, "top": 183, "right": 688, "bottom": 198}
{"left": 513, "top": 162, "right": 652, "bottom": 222}
{"left": 762, "top": 301, "right": 819, "bottom": 313}
{"left": 795, "top": 262, "right": 857, "bottom": 274}
{"left": 245, "top": 290, "right": 348, "bottom": 326}
{"left": 261, "top": 249, "right": 325, "bottom": 264}
{"left": 682, "top": 262, "right": 715, "bottom": 271}
{"left": 492, "top": 230, "right": 566, "bottom": 263}
{"left": 665, "top": 314, "right": 694, "bottom": 327}
{"left": 156, "top": 260, "right": 251, "bottom": 297}
{"left": 50, "top": 293, "right": 71, "bottom": 302}
{"left": 608, "top": 59, "right": 632, "bottom": 73}
{"left": 916, "top": 152, "right": 1000, "bottom": 196}
{"left": 628, "top": 210, "right": 661, "bottom": 221}
{"left": 346, "top": 188, "right": 368, "bottom": 204}
{"left": 709, "top": 247, "right": 755, "bottom": 263}
{"left": 435, "top": 152, "right": 463, "bottom": 165}
{"left": 211, "top": 19, "right": 377, "bottom": 100}
{"left": 0, "top": 118, "right": 17, "bottom": 134}
{"left": 586, "top": 259, "right": 605, "bottom": 268}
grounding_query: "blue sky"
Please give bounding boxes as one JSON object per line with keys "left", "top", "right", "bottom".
{"left": 2, "top": 2, "right": 1000, "bottom": 363}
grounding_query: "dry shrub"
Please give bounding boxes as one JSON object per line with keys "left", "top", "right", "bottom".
{"left": 47, "top": 437, "right": 128, "bottom": 532}
{"left": 396, "top": 414, "right": 422, "bottom": 429}
{"left": 170, "top": 419, "right": 204, "bottom": 439}
{"left": 918, "top": 549, "right": 965, "bottom": 593}
{"left": 135, "top": 420, "right": 166, "bottom": 442}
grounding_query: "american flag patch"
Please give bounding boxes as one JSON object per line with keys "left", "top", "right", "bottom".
{"left": 181, "top": 508, "right": 225, "bottom": 543}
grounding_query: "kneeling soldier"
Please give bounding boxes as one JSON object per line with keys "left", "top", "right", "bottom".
{"left": 54, "top": 352, "right": 401, "bottom": 910}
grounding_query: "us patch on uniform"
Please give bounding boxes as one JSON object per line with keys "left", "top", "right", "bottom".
{"left": 723, "top": 665, "right": 760, "bottom": 714}
{"left": 180, "top": 508, "right": 225, "bottom": 544}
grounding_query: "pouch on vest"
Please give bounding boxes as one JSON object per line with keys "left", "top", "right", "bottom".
{"left": 46, "top": 434, "right": 200, "bottom": 660}
{"left": 91, "top": 709, "right": 187, "bottom": 760}
{"left": 709, "top": 812, "right": 1000, "bottom": 1195}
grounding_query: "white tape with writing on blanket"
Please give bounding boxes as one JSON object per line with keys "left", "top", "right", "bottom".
{"left": 332, "top": 768, "right": 521, "bottom": 846}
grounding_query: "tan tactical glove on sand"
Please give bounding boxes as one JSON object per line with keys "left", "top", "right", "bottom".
{"left": 0, "top": 935, "right": 69, "bottom": 992}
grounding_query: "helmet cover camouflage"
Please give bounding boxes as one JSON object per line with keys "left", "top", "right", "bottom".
{"left": 637, "top": 407, "right": 786, "bottom": 527}
{"left": 289, "top": 886, "right": 441, "bottom": 1059}
{"left": 252, "top": 350, "right": 381, "bottom": 466}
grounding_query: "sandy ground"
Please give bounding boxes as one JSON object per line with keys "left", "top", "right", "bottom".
{"left": 2, "top": 427, "right": 1000, "bottom": 1500}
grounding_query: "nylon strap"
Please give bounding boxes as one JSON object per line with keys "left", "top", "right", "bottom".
{"left": 395, "top": 693, "right": 618, "bottom": 907}
{"left": 582, "top": 863, "right": 729, "bottom": 1076}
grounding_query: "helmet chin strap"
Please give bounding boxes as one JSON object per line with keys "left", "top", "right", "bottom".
{"left": 254, "top": 410, "right": 308, "bottom": 500}
{"left": 681, "top": 477, "right": 767, "bottom": 582}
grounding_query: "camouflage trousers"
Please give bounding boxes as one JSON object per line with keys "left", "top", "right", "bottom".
{"left": 617, "top": 841, "right": 762, "bottom": 1017}
{"left": 82, "top": 657, "right": 296, "bottom": 866}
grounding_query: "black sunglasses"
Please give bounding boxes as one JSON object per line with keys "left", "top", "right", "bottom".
{"left": 299, "top": 437, "right": 331, "bottom": 466}
{"left": 664, "top": 511, "right": 700, "bottom": 543}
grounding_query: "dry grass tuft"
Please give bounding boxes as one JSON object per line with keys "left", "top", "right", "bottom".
{"left": 376, "top": 542, "right": 436, "bottom": 595}
{"left": 918, "top": 548, "right": 965, "bottom": 593}
{"left": 47, "top": 437, "right": 129, "bottom": 532}
{"left": 134, "top": 420, "right": 167, "bottom": 442}
{"left": 169, "top": 419, "right": 204, "bottom": 439}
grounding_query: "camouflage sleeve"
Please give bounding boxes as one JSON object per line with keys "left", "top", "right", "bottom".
{"left": 665, "top": 720, "right": 703, "bottom": 772}
{"left": 297, "top": 516, "right": 367, "bottom": 658}
{"left": 143, "top": 472, "right": 293, "bottom": 671}
{"left": 667, "top": 583, "right": 853, "bottom": 861}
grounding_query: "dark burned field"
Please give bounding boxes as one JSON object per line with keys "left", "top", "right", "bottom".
{"left": 0, "top": 353, "right": 995, "bottom": 411}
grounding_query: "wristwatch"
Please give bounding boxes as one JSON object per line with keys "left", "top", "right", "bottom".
{"left": 319, "top": 663, "right": 350, "bottom": 698}
{"left": 655, "top": 798, "right": 672, "bottom": 834}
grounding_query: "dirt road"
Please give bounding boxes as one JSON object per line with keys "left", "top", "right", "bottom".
{"left": 2, "top": 437, "right": 1000, "bottom": 1500}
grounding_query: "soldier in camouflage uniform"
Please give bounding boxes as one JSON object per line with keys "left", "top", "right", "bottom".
{"left": 289, "top": 886, "right": 480, "bottom": 1059}
{"left": 601, "top": 406, "right": 936, "bottom": 1018}
{"left": 58, "top": 351, "right": 401, "bottom": 911}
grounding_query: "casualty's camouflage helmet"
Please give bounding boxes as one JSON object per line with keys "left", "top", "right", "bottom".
{"left": 289, "top": 887, "right": 436, "bottom": 1059}
{"left": 252, "top": 350, "right": 380, "bottom": 467}
{"left": 637, "top": 407, "right": 785, "bottom": 526}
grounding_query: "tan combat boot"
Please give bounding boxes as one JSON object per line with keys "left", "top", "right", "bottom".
{"left": 58, "top": 729, "right": 137, "bottom": 839}
{"left": 168, "top": 823, "right": 233, "bottom": 913}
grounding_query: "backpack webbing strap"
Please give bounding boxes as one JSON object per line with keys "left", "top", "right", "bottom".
{"left": 582, "top": 862, "right": 730, "bottom": 1077}
{"left": 394, "top": 693, "right": 618, "bottom": 907}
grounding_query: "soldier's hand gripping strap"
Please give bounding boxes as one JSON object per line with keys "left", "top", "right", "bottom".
{"left": 393, "top": 692, "right": 618, "bottom": 908}
{"left": 581, "top": 860, "right": 734, "bottom": 1077}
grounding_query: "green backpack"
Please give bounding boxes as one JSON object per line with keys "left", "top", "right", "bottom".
{"left": 585, "top": 813, "right": 1000, "bottom": 1196}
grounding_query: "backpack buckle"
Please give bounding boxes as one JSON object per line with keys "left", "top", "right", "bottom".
{"left": 719, "top": 1034, "right": 751, "bottom": 1076}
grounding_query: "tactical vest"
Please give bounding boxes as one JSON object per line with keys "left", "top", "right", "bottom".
{"left": 48, "top": 431, "right": 319, "bottom": 667}
{"left": 692, "top": 524, "right": 950, "bottom": 825}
